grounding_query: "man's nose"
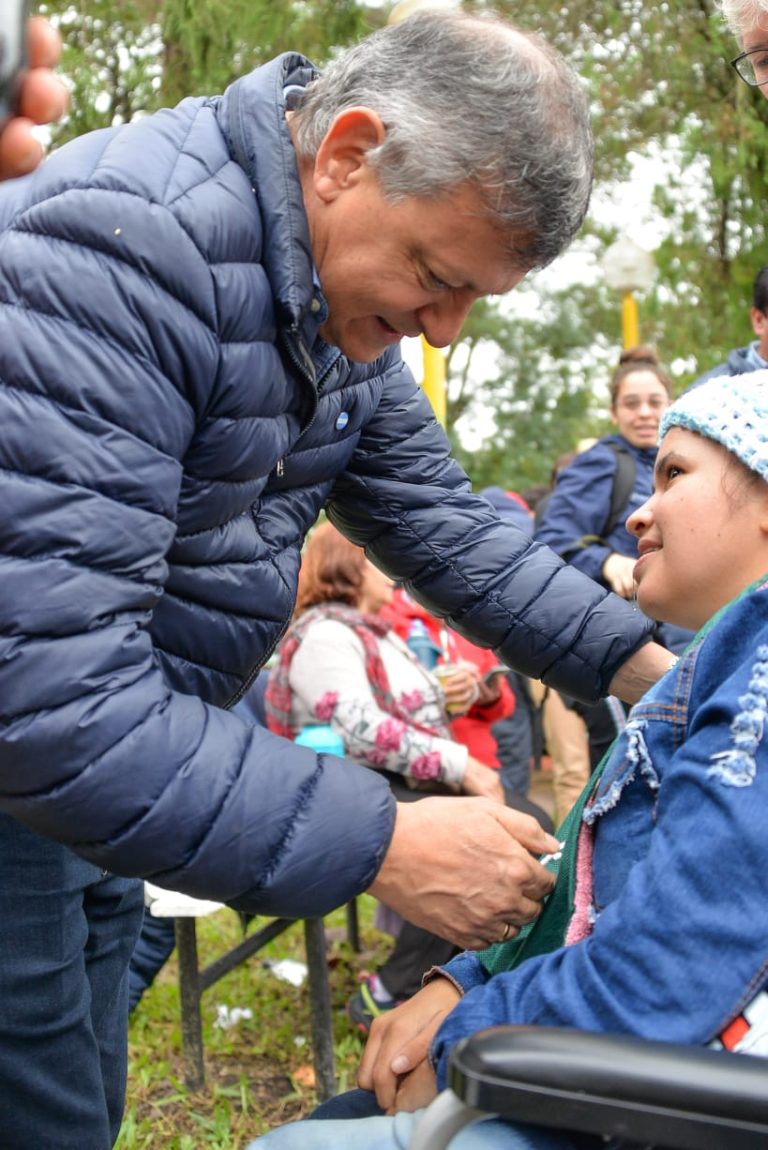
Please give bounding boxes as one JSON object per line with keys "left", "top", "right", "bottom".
{"left": 417, "top": 292, "right": 476, "bottom": 348}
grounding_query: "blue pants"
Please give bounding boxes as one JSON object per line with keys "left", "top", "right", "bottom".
{"left": 0, "top": 813, "right": 144, "bottom": 1149}
{"left": 129, "top": 913, "right": 176, "bottom": 1011}
{"left": 247, "top": 1089, "right": 592, "bottom": 1150}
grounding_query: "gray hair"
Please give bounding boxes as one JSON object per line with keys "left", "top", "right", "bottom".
{"left": 291, "top": 10, "right": 593, "bottom": 270}
{"left": 719, "top": 0, "right": 768, "bottom": 39}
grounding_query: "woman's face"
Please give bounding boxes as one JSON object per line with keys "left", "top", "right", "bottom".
{"left": 627, "top": 428, "right": 768, "bottom": 631}
{"left": 611, "top": 370, "right": 670, "bottom": 449}
{"left": 358, "top": 559, "right": 395, "bottom": 614}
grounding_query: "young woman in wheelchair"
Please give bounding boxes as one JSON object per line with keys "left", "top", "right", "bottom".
{"left": 250, "top": 372, "right": 768, "bottom": 1149}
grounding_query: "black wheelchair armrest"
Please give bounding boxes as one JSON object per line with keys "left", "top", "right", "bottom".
{"left": 447, "top": 1026, "right": 768, "bottom": 1150}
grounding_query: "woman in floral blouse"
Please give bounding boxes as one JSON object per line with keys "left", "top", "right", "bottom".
{"left": 265, "top": 520, "right": 507, "bottom": 1028}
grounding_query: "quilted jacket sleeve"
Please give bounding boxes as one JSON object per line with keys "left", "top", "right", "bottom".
{"left": 0, "top": 128, "right": 395, "bottom": 914}
{"left": 328, "top": 360, "right": 654, "bottom": 703}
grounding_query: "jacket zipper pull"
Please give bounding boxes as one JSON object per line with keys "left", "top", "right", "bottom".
{"left": 275, "top": 458, "right": 285, "bottom": 478}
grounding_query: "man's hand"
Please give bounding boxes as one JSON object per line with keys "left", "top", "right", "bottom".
{"left": 369, "top": 797, "right": 559, "bottom": 951}
{"left": 0, "top": 18, "right": 68, "bottom": 181}
{"left": 601, "top": 552, "right": 636, "bottom": 599}
{"left": 358, "top": 978, "right": 460, "bottom": 1111}
{"left": 461, "top": 756, "right": 505, "bottom": 804}
{"left": 608, "top": 639, "right": 674, "bottom": 704}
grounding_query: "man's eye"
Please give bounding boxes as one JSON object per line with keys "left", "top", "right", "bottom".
{"left": 425, "top": 270, "right": 451, "bottom": 291}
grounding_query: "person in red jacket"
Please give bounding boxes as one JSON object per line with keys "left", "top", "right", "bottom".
{"left": 381, "top": 589, "right": 552, "bottom": 829}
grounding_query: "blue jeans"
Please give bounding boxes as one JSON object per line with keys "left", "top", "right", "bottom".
{"left": 247, "top": 1089, "right": 589, "bottom": 1150}
{"left": 0, "top": 813, "right": 144, "bottom": 1149}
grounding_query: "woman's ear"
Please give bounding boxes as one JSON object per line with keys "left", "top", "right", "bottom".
{"left": 757, "top": 484, "right": 768, "bottom": 539}
{"left": 313, "top": 107, "right": 386, "bottom": 202}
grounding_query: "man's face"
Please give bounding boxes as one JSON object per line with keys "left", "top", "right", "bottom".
{"left": 308, "top": 161, "right": 528, "bottom": 364}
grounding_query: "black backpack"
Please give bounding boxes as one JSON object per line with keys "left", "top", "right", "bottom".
{"left": 555, "top": 441, "right": 636, "bottom": 563}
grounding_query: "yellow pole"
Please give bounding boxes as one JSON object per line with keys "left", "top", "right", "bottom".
{"left": 420, "top": 336, "right": 447, "bottom": 424}
{"left": 621, "top": 292, "right": 639, "bottom": 349}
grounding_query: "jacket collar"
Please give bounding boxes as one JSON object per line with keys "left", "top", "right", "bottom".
{"left": 218, "top": 54, "right": 325, "bottom": 370}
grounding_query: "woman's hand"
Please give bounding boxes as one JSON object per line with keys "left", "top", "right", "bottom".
{"left": 461, "top": 756, "right": 505, "bottom": 804}
{"left": 358, "top": 977, "right": 461, "bottom": 1111}
{"left": 435, "top": 663, "right": 480, "bottom": 716}
{"left": 602, "top": 552, "right": 636, "bottom": 599}
{"left": 0, "top": 18, "right": 68, "bottom": 181}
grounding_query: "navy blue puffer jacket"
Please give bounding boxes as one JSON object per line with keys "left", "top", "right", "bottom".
{"left": 0, "top": 55, "right": 653, "bottom": 915}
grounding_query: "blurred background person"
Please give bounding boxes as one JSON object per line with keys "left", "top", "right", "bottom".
{"left": 264, "top": 522, "right": 510, "bottom": 1032}
{"left": 692, "top": 262, "right": 768, "bottom": 386}
{"left": 535, "top": 347, "right": 691, "bottom": 810}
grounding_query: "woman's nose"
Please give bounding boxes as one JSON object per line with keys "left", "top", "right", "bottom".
{"left": 626, "top": 496, "right": 653, "bottom": 537}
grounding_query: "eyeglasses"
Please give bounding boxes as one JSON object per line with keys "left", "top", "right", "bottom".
{"left": 731, "top": 46, "right": 768, "bottom": 87}
{"left": 616, "top": 397, "right": 668, "bottom": 413}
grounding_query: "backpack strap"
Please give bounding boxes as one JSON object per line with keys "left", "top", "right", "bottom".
{"left": 602, "top": 441, "right": 636, "bottom": 538}
{"left": 559, "top": 442, "right": 636, "bottom": 561}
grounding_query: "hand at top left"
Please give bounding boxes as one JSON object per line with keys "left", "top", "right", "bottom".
{"left": 0, "top": 17, "right": 68, "bottom": 181}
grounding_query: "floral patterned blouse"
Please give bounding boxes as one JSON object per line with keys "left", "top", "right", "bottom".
{"left": 285, "top": 618, "right": 468, "bottom": 785}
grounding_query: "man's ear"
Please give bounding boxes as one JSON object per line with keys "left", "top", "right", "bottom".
{"left": 313, "top": 107, "right": 386, "bottom": 202}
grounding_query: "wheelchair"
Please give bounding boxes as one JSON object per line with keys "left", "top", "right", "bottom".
{"left": 408, "top": 1026, "right": 768, "bottom": 1150}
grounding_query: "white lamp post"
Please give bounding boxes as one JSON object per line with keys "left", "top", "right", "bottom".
{"left": 601, "top": 234, "right": 656, "bottom": 348}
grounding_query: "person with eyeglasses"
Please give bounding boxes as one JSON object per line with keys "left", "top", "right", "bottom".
{"left": 723, "top": 0, "right": 768, "bottom": 88}
{"left": 535, "top": 347, "right": 673, "bottom": 603}
{"left": 534, "top": 347, "right": 692, "bottom": 793}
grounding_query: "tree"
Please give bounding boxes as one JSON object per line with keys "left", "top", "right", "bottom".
{"left": 44, "top": 0, "right": 375, "bottom": 143}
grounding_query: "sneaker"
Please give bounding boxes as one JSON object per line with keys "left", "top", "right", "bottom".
{"left": 347, "top": 976, "right": 402, "bottom": 1034}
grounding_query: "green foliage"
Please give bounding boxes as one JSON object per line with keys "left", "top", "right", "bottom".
{"left": 448, "top": 288, "right": 616, "bottom": 491}
{"left": 159, "top": 0, "right": 375, "bottom": 107}
{"left": 118, "top": 897, "right": 391, "bottom": 1148}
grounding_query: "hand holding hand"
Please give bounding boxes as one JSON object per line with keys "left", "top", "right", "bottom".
{"left": 0, "top": 18, "right": 68, "bottom": 181}
{"left": 369, "top": 797, "right": 559, "bottom": 950}
{"left": 358, "top": 978, "right": 459, "bottom": 1111}
{"left": 602, "top": 552, "right": 636, "bottom": 599}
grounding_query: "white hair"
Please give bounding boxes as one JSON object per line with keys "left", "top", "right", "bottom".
{"left": 719, "top": 0, "right": 768, "bottom": 40}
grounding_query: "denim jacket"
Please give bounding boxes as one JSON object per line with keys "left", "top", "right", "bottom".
{"left": 431, "top": 583, "right": 768, "bottom": 1088}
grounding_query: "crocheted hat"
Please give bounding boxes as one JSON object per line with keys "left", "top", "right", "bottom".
{"left": 659, "top": 370, "right": 768, "bottom": 483}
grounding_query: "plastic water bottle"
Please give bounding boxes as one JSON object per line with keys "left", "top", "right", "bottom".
{"left": 406, "top": 618, "right": 440, "bottom": 670}
{"left": 295, "top": 724, "right": 345, "bottom": 755}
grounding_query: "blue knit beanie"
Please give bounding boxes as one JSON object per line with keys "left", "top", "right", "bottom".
{"left": 659, "top": 370, "right": 768, "bottom": 483}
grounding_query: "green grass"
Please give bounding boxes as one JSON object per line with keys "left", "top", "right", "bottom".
{"left": 117, "top": 895, "right": 391, "bottom": 1148}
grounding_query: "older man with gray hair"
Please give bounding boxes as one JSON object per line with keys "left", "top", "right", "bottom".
{"left": 0, "top": 10, "right": 669, "bottom": 1146}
